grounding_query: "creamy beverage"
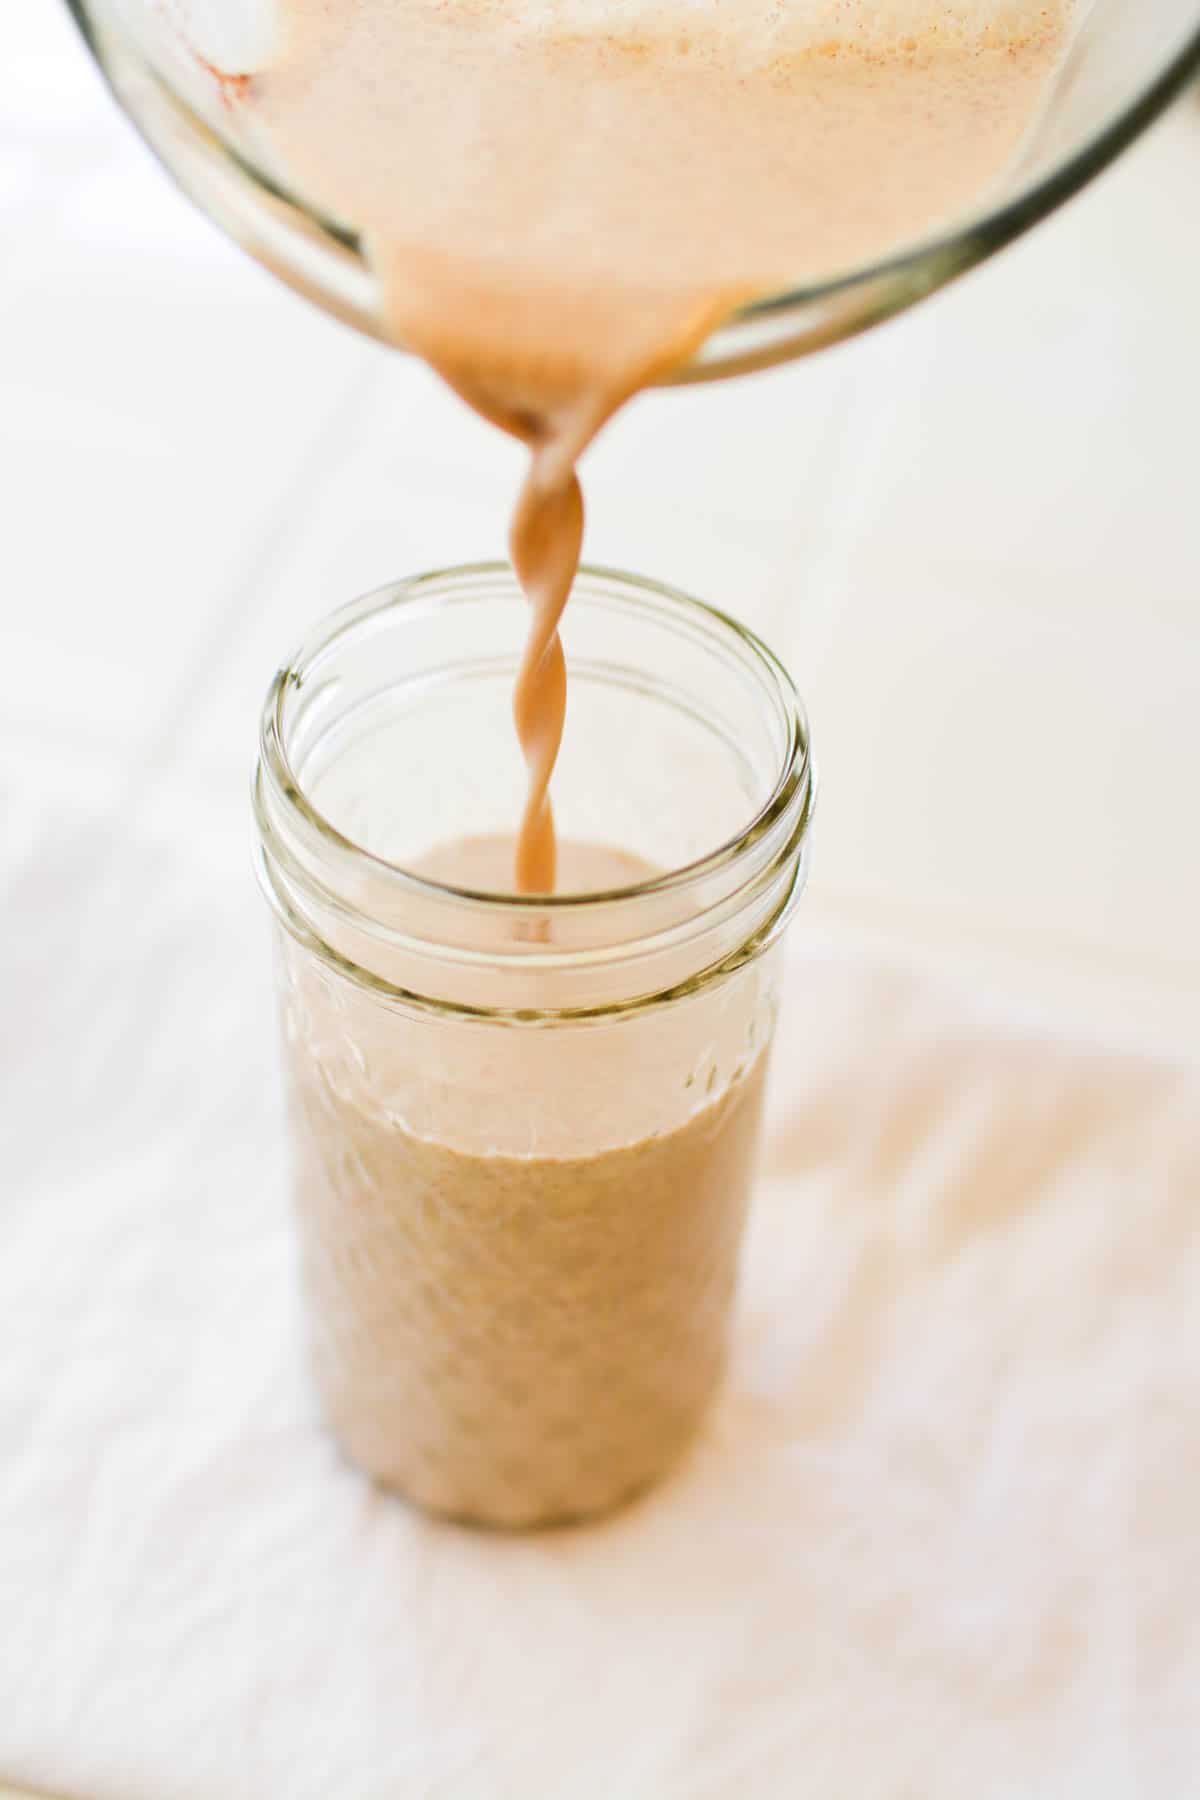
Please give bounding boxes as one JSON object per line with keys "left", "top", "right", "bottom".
{"left": 280, "top": 835, "right": 772, "bottom": 1525}
{"left": 219, "top": 0, "right": 1076, "bottom": 892}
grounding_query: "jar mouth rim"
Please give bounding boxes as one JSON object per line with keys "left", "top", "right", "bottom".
{"left": 258, "top": 561, "right": 813, "bottom": 915}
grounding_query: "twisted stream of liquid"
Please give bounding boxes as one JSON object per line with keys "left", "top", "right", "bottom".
{"left": 508, "top": 449, "right": 583, "bottom": 894}
{"left": 383, "top": 280, "right": 739, "bottom": 897}
{"left": 499, "top": 310, "right": 729, "bottom": 894}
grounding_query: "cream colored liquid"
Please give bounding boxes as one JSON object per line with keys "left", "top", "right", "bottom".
{"left": 282, "top": 835, "right": 772, "bottom": 1524}
{"left": 238, "top": 0, "right": 1073, "bottom": 892}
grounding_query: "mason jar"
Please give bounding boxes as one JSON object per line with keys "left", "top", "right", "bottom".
{"left": 253, "top": 564, "right": 815, "bottom": 1527}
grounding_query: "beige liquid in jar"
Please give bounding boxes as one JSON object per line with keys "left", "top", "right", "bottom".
{"left": 282, "top": 836, "right": 772, "bottom": 1526}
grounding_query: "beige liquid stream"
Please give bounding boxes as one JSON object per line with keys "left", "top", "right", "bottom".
{"left": 242, "top": 0, "right": 1074, "bottom": 894}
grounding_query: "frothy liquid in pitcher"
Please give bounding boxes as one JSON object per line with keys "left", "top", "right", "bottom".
{"left": 235, "top": 0, "right": 1074, "bottom": 889}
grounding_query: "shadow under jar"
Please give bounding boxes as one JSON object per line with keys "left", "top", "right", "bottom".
{"left": 254, "top": 565, "right": 815, "bottom": 1527}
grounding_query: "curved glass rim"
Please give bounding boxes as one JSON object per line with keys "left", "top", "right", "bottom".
{"left": 692, "top": 16, "right": 1200, "bottom": 378}
{"left": 65, "top": 0, "right": 1200, "bottom": 380}
{"left": 257, "top": 561, "right": 814, "bottom": 913}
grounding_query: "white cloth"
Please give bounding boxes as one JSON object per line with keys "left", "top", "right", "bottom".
{"left": 2, "top": 807, "right": 1197, "bottom": 1799}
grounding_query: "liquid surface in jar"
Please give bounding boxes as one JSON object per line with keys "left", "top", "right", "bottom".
{"left": 228, "top": 0, "right": 1076, "bottom": 890}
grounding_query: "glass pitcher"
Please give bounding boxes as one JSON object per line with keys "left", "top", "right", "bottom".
{"left": 65, "top": 0, "right": 1200, "bottom": 377}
